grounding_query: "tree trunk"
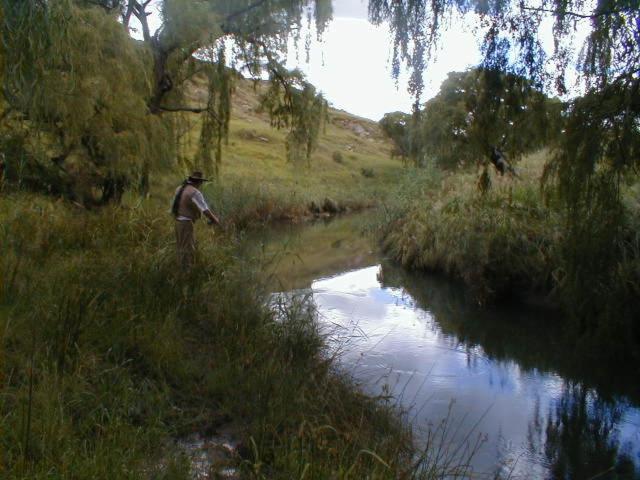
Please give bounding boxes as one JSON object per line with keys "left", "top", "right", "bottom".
{"left": 149, "top": 40, "right": 172, "bottom": 114}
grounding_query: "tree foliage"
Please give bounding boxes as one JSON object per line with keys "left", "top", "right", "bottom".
{"left": 368, "top": 0, "right": 639, "bottom": 182}
{"left": 0, "top": 0, "right": 169, "bottom": 204}
{"left": 420, "top": 68, "right": 562, "bottom": 170}
{"left": 379, "top": 111, "right": 413, "bottom": 163}
{"left": 0, "top": 0, "right": 333, "bottom": 203}
{"left": 378, "top": 68, "right": 562, "bottom": 170}
{"left": 259, "top": 65, "right": 328, "bottom": 164}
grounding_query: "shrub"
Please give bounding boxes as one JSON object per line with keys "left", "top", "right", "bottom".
{"left": 361, "top": 168, "right": 375, "bottom": 178}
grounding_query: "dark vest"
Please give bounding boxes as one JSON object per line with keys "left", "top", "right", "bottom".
{"left": 174, "top": 184, "right": 202, "bottom": 221}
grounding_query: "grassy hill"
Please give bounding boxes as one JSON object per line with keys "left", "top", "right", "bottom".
{"left": 148, "top": 75, "right": 405, "bottom": 225}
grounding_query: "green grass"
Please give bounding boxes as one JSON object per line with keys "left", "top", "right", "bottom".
{"left": 379, "top": 151, "right": 563, "bottom": 304}
{"left": 380, "top": 149, "right": 640, "bottom": 306}
{"left": 0, "top": 191, "right": 461, "bottom": 479}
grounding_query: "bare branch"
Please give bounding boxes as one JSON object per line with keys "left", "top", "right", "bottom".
{"left": 122, "top": 0, "right": 134, "bottom": 31}
{"left": 158, "top": 105, "right": 218, "bottom": 115}
{"left": 130, "top": 0, "right": 151, "bottom": 41}
{"left": 522, "top": 5, "right": 632, "bottom": 19}
{"left": 224, "top": 0, "right": 271, "bottom": 24}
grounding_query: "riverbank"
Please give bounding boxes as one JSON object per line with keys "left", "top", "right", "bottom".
{"left": 246, "top": 213, "right": 640, "bottom": 477}
{"left": 377, "top": 151, "right": 640, "bottom": 364}
{"left": 0, "top": 191, "right": 443, "bottom": 478}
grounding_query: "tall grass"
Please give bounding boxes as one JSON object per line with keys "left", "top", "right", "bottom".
{"left": 379, "top": 152, "right": 562, "bottom": 304}
{"left": 0, "top": 191, "right": 468, "bottom": 478}
{"left": 378, "top": 151, "right": 640, "bottom": 363}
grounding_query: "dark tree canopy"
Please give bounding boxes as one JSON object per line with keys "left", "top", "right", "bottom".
{"left": 379, "top": 111, "right": 413, "bottom": 162}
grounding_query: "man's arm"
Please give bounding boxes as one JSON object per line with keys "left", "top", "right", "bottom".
{"left": 191, "top": 190, "right": 221, "bottom": 226}
{"left": 203, "top": 209, "right": 221, "bottom": 226}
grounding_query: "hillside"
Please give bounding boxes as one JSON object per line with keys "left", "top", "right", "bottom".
{"left": 150, "top": 74, "right": 404, "bottom": 222}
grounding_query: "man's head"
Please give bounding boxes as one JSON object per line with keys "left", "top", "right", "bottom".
{"left": 187, "top": 171, "right": 208, "bottom": 187}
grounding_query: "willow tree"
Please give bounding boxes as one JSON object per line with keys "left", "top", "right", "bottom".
{"left": 0, "top": 0, "right": 332, "bottom": 203}
{"left": 368, "top": 0, "right": 639, "bottom": 180}
{"left": 0, "top": 0, "right": 169, "bottom": 204}
{"left": 114, "top": 0, "right": 331, "bottom": 172}
{"left": 419, "top": 68, "right": 562, "bottom": 171}
{"left": 370, "top": 0, "right": 640, "bottom": 339}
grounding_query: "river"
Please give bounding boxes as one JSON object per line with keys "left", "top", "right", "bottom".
{"left": 248, "top": 213, "right": 640, "bottom": 479}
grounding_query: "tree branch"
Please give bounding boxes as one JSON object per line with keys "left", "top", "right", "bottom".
{"left": 224, "top": 0, "right": 272, "bottom": 24}
{"left": 522, "top": 5, "right": 632, "bottom": 19}
{"left": 158, "top": 105, "right": 210, "bottom": 114}
{"left": 130, "top": 0, "right": 151, "bottom": 41}
{"left": 122, "top": 0, "right": 134, "bottom": 30}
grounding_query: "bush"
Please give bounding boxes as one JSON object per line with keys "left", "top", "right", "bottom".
{"left": 378, "top": 152, "right": 562, "bottom": 303}
{"left": 332, "top": 151, "right": 344, "bottom": 164}
{"left": 361, "top": 168, "right": 375, "bottom": 178}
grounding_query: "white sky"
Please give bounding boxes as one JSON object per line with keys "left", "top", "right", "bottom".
{"left": 285, "top": 1, "right": 482, "bottom": 120}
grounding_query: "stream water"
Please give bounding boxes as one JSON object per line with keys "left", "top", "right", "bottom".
{"left": 249, "top": 213, "right": 640, "bottom": 479}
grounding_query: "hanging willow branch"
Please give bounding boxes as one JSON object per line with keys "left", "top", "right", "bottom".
{"left": 196, "top": 45, "right": 233, "bottom": 178}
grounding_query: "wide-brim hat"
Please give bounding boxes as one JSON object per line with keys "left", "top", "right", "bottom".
{"left": 187, "top": 171, "right": 209, "bottom": 182}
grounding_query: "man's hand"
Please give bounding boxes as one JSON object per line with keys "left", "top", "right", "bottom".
{"left": 204, "top": 209, "right": 221, "bottom": 226}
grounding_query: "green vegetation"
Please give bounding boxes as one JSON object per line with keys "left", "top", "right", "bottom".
{"left": 379, "top": 68, "right": 562, "bottom": 171}
{"left": 2, "top": 0, "right": 639, "bottom": 476}
{"left": 378, "top": 112, "right": 412, "bottom": 163}
{"left": 145, "top": 76, "right": 405, "bottom": 228}
{"left": 0, "top": 2, "right": 418, "bottom": 473}
{"left": 0, "top": 192, "right": 430, "bottom": 478}
{"left": 378, "top": 151, "right": 640, "bottom": 363}
{"left": 0, "top": 0, "right": 334, "bottom": 202}
{"left": 380, "top": 152, "right": 558, "bottom": 303}
{"left": 371, "top": 0, "right": 639, "bottom": 365}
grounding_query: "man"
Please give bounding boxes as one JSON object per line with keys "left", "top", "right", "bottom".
{"left": 171, "top": 171, "right": 221, "bottom": 270}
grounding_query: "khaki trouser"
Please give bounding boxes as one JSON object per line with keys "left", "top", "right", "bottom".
{"left": 175, "top": 220, "right": 196, "bottom": 271}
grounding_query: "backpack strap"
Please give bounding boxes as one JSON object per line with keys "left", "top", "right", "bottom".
{"left": 171, "top": 181, "right": 189, "bottom": 217}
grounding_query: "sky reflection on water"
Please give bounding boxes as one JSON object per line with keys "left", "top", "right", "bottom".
{"left": 305, "top": 265, "right": 640, "bottom": 479}
{"left": 255, "top": 215, "right": 640, "bottom": 478}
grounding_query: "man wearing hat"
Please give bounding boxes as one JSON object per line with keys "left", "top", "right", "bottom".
{"left": 171, "top": 171, "right": 221, "bottom": 270}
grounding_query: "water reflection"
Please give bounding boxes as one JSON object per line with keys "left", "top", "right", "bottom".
{"left": 379, "top": 262, "right": 640, "bottom": 403}
{"left": 529, "top": 383, "right": 639, "bottom": 479}
{"left": 252, "top": 215, "right": 640, "bottom": 478}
